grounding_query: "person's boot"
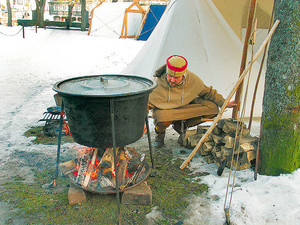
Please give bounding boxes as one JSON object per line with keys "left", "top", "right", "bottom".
{"left": 173, "top": 121, "right": 186, "bottom": 146}
{"left": 153, "top": 131, "right": 165, "bottom": 148}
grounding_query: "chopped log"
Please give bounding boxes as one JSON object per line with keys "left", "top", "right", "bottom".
{"left": 75, "top": 148, "right": 93, "bottom": 186}
{"left": 197, "top": 126, "right": 210, "bottom": 134}
{"left": 83, "top": 148, "right": 98, "bottom": 187}
{"left": 212, "top": 126, "right": 222, "bottom": 135}
{"left": 100, "top": 147, "right": 117, "bottom": 176}
{"left": 182, "top": 129, "right": 197, "bottom": 146}
{"left": 125, "top": 146, "right": 139, "bottom": 159}
{"left": 240, "top": 142, "right": 255, "bottom": 152}
{"left": 224, "top": 135, "right": 235, "bottom": 148}
{"left": 120, "top": 154, "right": 146, "bottom": 190}
{"left": 222, "top": 120, "right": 239, "bottom": 135}
{"left": 212, "top": 146, "right": 222, "bottom": 165}
{"left": 59, "top": 159, "right": 76, "bottom": 175}
{"left": 212, "top": 134, "right": 223, "bottom": 144}
{"left": 239, "top": 136, "right": 258, "bottom": 145}
{"left": 221, "top": 147, "right": 232, "bottom": 161}
{"left": 242, "top": 128, "right": 251, "bottom": 137}
{"left": 203, "top": 141, "right": 215, "bottom": 153}
{"left": 117, "top": 147, "right": 128, "bottom": 186}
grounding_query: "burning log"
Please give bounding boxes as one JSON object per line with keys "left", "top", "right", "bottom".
{"left": 120, "top": 153, "right": 146, "bottom": 190}
{"left": 75, "top": 147, "right": 93, "bottom": 186}
{"left": 117, "top": 147, "right": 128, "bottom": 187}
{"left": 83, "top": 148, "right": 98, "bottom": 187}
{"left": 60, "top": 145, "right": 150, "bottom": 193}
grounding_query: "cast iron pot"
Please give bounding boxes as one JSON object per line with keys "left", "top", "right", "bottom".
{"left": 53, "top": 75, "right": 157, "bottom": 148}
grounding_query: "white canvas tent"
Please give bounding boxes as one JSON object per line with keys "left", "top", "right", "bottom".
{"left": 122, "top": 0, "right": 271, "bottom": 117}
{"left": 89, "top": 2, "right": 144, "bottom": 38}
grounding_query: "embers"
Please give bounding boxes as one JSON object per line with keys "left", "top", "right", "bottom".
{"left": 60, "top": 146, "right": 149, "bottom": 194}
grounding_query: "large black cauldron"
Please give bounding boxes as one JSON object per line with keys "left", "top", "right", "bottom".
{"left": 53, "top": 75, "right": 157, "bottom": 148}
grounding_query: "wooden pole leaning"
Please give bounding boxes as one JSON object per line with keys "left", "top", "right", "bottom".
{"left": 180, "top": 20, "right": 280, "bottom": 170}
{"left": 232, "top": 0, "right": 257, "bottom": 119}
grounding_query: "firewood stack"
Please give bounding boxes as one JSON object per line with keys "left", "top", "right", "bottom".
{"left": 182, "top": 119, "right": 258, "bottom": 170}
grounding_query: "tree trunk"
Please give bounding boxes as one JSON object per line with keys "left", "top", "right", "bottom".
{"left": 6, "top": 0, "right": 12, "bottom": 26}
{"left": 35, "top": 0, "right": 46, "bottom": 27}
{"left": 258, "top": 0, "right": 299, "bottom": 176}
{"left": 67, "top": 3, "right": 75, "bottom": 30}
{"left": 81, "top": 0, "right": 86, "bottom": 31}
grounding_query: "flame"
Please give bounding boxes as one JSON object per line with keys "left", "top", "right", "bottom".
{"left": 72, "top": 146, "right": 138, "bottom": 186}
{"left": 90, "top": 164, "right": 99, "bottom": 180}
{"left": 75, "top": 146, "right": 94, "bottom": 158}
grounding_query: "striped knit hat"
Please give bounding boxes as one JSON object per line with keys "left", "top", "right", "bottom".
{"left": 166, "top": 55, "right": 188, "bottom": 77}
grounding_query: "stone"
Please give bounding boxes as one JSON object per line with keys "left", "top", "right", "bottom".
{"left": 68, "top": 184, "right": 87, "bottom": 205}
{"left": 121, "top": 181, "right": 152, "bottom": 205}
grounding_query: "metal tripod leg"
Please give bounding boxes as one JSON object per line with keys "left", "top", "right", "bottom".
{"left": 110, "top": 99, "right": 121, "bottom": 221}
{"left": 145, "top": 116, "right": 154, "bottom": 168}
{"left": 55, "top": 101, "right": 64, "bottom": 179}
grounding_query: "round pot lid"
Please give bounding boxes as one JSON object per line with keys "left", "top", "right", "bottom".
{"left": 53, "top": 75, "right": 157, "bottom": 97}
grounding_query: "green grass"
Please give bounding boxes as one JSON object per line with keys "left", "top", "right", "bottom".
{"left": 0, "top": 127, "right": 209, "bottom": 224}
{"left": 24, "top": 126, "right": 74, "bottom": 145}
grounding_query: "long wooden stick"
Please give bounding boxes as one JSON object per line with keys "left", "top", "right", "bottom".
{"left": 232, "top": 0, "right": 257, "bottom": 119}
{"left": 180, "top": 20, "right": 280, "bottom": 170}
{"left": 248, "top": 6, "right": 275, "bottom": 130}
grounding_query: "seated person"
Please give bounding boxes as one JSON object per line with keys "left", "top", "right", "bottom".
{"left": 148, "top": 55, "right": 236, "bottom": 148}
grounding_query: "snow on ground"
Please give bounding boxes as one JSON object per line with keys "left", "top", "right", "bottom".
{"left": 0, "top": 26, "right": 299, "bottom": 225}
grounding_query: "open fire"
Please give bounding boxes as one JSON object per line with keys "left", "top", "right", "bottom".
{"left": 60, "top": 146, "right": 150, "bottom": 194}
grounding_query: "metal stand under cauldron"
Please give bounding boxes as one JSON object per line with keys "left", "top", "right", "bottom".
{"left": 52, "top": 75, "right": 157, "bottom": 220}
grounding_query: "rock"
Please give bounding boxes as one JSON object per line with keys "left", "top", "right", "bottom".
{"left": 122, "top": 181, "right": 152, "bottom": 205}
{"left": 68, "top": 184, "right": 87, "bottom": 205}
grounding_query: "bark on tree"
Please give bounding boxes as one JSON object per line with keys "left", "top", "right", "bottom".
{"left": 80, "top": 0, "right": 86, "bottom": 31}
{"left": 35, "top": 0, "right": 46, "bottom": 27}
{"left": 6, "top": 0, "right": 12, "bottom": 26}
{"left": 258, "top": 0, "right": 299, "bottom": 175}
{"left": 67, "top": 1, "right": 75, "bottom": 30}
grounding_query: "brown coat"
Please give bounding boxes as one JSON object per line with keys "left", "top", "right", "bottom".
{"left": 148, "top": 69, "right": 226, "bottom": 122}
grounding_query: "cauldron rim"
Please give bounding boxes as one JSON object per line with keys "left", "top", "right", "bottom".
{"left": 53, "top": 74, "right": 157, "bottom": 98}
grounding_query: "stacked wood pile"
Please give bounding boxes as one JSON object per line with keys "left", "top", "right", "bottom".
{"left": 182, "top": 119, "right": 258, "bottom": 170}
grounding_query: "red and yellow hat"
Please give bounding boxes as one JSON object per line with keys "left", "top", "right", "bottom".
{"left": 166, "top": 55, "right": 188, "bottom": 77}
